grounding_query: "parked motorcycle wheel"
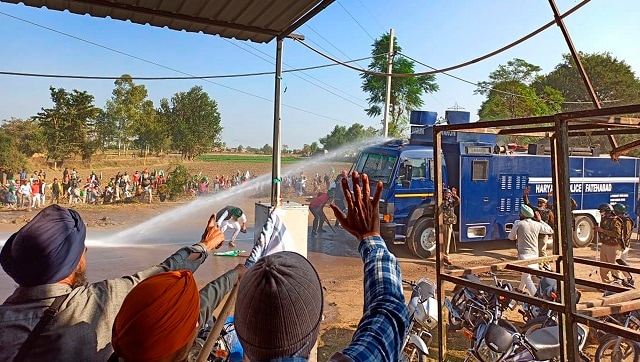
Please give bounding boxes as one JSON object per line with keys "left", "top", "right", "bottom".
{"left": 522, "top": 316, "right": 557, "bottom": 336}
{"left": 595, "top": 334, "right": 640, "bottom": 362}
{"left": 408, "top": 217, "right": 436, "bottom": 259}
{"left": 406, "top": 344, "right": 428, "bottom": 362}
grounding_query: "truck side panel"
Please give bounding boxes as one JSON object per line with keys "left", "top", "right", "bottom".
{"left": 458, "top": 154, "right": 639, "bottom": 243}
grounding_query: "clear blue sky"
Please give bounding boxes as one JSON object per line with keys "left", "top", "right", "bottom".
{"left": 1, "top": 1, "right": 638, "bottom": 149}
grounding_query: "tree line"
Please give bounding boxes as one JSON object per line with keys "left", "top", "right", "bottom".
{"left": 3, "top": 33, "right": 640, "bottom": 172}
{"left": 1, "top": 75, "right": 223, "bottom": 171}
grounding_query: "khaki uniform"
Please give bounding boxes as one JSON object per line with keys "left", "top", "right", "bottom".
{"left": 441, "top": 194, "right": 460, "bottom": 256}
{"left": 599, "top": 216, "right": 624, "bottom": 283}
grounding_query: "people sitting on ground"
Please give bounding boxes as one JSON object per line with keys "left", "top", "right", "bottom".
{"left": 216, "top": 206, "right": 247, "bottom": 248}
{"left": 108, "top": 263, "right": 246, "bottom": 362}
{"left": 0, "top": 206, "right": 226, "bottom": 361}
{"left": 234, "top": 172, "right": 409, "bottom": 361}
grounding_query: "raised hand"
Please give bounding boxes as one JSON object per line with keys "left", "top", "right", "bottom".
{"left": 200, "top": 214, "right": 225, "bottom": 250}
{"left": 330, "top": 172, "right": 382, "bottom": 240}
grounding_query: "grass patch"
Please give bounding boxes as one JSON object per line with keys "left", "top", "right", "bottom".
{"left": 197, "top": 154, "right": 300, "bottom": 163}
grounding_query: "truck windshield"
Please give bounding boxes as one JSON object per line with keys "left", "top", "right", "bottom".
{"left": 353, "top": 152, "right": 398, "bottom": 184}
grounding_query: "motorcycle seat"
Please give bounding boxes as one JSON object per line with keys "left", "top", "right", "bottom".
{"left": 527, "top": 326, "right": 560, "bottom": 361}
{"left": 462, "top": 274, "right": 483, "bottom": 295}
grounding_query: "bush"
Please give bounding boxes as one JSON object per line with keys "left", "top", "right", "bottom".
{"left": 166, "top": 162, "right": 190, "bottom": 201}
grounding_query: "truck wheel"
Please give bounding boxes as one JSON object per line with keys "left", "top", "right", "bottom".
{"left": 408, "top": 218, "right": 436, "bottom": 259}
{"left": 573, "top": 216, "right": 595, "bottom": 248}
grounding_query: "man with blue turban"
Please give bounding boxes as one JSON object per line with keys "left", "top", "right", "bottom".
{"left": 0, "top": 205, "right": 227, "bottom": 361}
{"left": 508, "top": 204, "right": 554, "bottom": 296}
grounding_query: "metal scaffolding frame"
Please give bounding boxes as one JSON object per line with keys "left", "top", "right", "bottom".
{"left": 434, "top": 103, "right": 640, "bottom": 361}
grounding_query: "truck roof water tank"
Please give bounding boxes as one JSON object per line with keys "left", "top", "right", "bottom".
{"left": 445, "top": 110, "right": 471, "bottom": 124}
{"left": 410, "top": 111, "right": 438, "bottom": 126}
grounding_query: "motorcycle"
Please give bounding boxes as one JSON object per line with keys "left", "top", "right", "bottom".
{"left": 188, "top": 316, "right": 243, "bottom": 362}
{"left": 465, "top": 295, "right": 589, "bottom": 362}
{"left": 446, "top": 272, "right": 517, "bottom": 333}
{"left": 400, "top": 278, "right": 439, "bottom": 361}
{"left": 594, "top": 259, "right": 640, "bottom": 362}
{"left": 518, "top": 277, "right": 582, "bottom": 336}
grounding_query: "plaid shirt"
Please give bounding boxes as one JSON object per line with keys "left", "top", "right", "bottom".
{"left": 334, "top": 235, "right": 409, "bottom": 362}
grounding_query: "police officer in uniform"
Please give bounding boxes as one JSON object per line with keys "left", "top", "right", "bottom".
{"left": 523, "top": 186, "right": 554, "bottom": 268}
{"left": 594, "top": 203, "right": 624, "bottom": 283}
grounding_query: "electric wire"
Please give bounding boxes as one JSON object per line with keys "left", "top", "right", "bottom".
{"left": 0, "top": 10, "right": 357, "bottom": 125}
{"left": 305, "top": 25, "right": 368, "bottom": 69}
{"left": 0, "top": 56, "right": 377, "bottom": 80}
{"left": 354, "top": 0, "right": 386, "bottom": 33}
{"left": 336, "top": 0, "right": 376, "bottom": 41}
{"left": 233, "top": 40, "right": 369, "bottom": 108}
{"left": 293, "top": 0, "right": 591, "bottom": 78}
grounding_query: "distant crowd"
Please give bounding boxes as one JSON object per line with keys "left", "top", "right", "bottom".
{"left": 1, "top": 167, "right": 339, "bottom": 210}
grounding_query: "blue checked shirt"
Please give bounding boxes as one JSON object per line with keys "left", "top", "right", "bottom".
{"left": 331, "top": 235, "right": 409, "bottom": 362}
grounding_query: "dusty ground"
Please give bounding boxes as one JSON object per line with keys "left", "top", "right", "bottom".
{"left": 1, "top": 156, "right": 638, "bottom": 361}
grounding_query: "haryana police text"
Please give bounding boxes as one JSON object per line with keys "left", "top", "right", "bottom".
{"left": 534, "top": 183, "right": 613, "bottom": 194}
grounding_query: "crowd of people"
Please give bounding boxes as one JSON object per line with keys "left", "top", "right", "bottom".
{"left": 0, "top": 168, "right": 264, "bottom": 210}
{"left": 0, "top": 171, "right": 408, "bottom": 361}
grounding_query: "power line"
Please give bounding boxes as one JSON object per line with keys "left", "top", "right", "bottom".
{"left": 0, "top": 56, "right": 377, "bottom": 80}
{"left": 305, "top": 25, "right": 369, "bottom": 69}
{"left": 354, "top": 0, "right": 386, "bottom": 33}
{"left": 234, "top": 40, "right": 369, "bottom": 108}
{"left": 0, "top": 10, "right": 370, "bottom": 124}
{"left": 336, "top": 0, "right": 376, "bottom": 41}
{"left": 292, "top": 0, "right": 591, "bottom": 78}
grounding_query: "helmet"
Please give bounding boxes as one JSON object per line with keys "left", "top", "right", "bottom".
{"left": 232, "top": 208, "right": 243, "bottom": 218}
{"left": 598, "top": 203, "right": 613, "bottom": 212}
{"left": 443, "top": 188, "right": 452, "bottom": 194}
{"left": 613, "top": 203, "right": 627, "bottom": 214}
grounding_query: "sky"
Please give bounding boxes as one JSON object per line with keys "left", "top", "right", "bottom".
{"left": 1, "top": 1, "right": 639, "bottom": 149}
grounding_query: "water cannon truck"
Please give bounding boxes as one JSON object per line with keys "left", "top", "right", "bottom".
{"left": 350, "top": 110, "right": 639, "bottom": 258}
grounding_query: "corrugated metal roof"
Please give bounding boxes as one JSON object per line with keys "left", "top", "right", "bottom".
{"left": 2, "top": 0, "right": 334, "bottom": 43}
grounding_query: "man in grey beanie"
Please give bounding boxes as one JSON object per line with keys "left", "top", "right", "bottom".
{"left": 235, "top": 172, "right": 409, "bottom": 361}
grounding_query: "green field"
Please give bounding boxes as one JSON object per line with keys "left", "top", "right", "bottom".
{"left": 198, "top": 154, "right": 300, "bottom": 164}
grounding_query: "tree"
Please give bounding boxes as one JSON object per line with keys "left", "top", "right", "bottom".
{"left": 301, "top": 144, "right": 312, "bottom": 157}
{"left": 260, "top": 144, "right": 273, "bottom": 155}
{"left": 35, "top": 87, "right": 99, "bottom": 168}
{"left": 237, "top": 145, "right": 244, "bottom": 153}
{"left": 535, "top": 52, "right": 640, "bottom": 152}
{"left": 319, "top": 123, "right": 378, "bottom": 150}
{"left": 536, "top": 52, "right": 640, "bottom": 112}
{"left": 159, "top": 86, "right": 223, "bottom": 160}
{"left": 131, "top": 100, "right": 168, "bottom": 156}
{"left": 361, "top": 32, "right": 439, "bottom": 137}
{"left": 166, "top": 162, "right": 190, "bottom": 201}
{"left": 309, "top": 141, "right": 320, "bottom": 155}
{"left": 0, "top": 117, "right": 45, "bottom": 156}
{"left": 0, "top": 131, "right": 28, "bottom": 172}
{"left": 103, "top": 75, "right": 155, "bottom": 156}
{"left": 476, "top": 58, "right": 563, "bottom": 122}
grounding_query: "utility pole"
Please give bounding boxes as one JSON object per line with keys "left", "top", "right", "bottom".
{"left": 382, "top": 28, "right": 394, "bottom": 138}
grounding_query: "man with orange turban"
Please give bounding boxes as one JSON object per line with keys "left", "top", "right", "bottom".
{"left": 109, "top": 265, "right": 246, "bottom": 362}
{"left": 0, "top": 206, "right": 227, "bottom": 361}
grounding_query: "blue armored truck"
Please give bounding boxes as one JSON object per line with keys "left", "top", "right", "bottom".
{"left": 351, "top": 110, "right": 639, "bottom": 258}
